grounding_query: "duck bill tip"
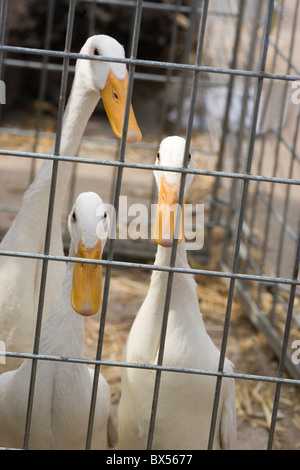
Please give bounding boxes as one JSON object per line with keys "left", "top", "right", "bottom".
{"left": 71, "top": 239, "right": 103, "bottom": 317}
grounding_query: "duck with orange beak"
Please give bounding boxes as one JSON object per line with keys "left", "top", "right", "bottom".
{"left": 153, "top": 136, "right": 194, "bottom": 247}
{"left": 118, "top": 137, "right": 236, "bottom": 450}
{"left": 0, "top": 192, "right": 117, "bottom": 449}
{"left": 70, "top": 192, "right": 109, "bottom": 317}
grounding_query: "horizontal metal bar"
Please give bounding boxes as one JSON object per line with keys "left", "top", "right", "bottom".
{"left": 0, "top": 127, "right": 153, "bottom": 150}
{"left": 1, "top": 149, "right": 299, "bottom": 186}
{"left": 249, "top": 180, "right": 298, "bottom": 242}
{"left": 0, "top": 204, "right": 18, "bottom": 214}
{"left": 271, "top": 127, "right": 300, "bottom": 165}
{"left": 0, "top": 248, "right": 299, "bottom": 286}
{"left": 0, "top": 127, "right": 216, "bottom": 156}
{"left": 80, "top": 0, "right": 239, "bottom": 17}
{"left": 1, "top": 44, "right": 300, "bottom": 82}
{"left": 2, "top": 57, "right": 232, "bottom": 87}
{"left": 3, "top": 57, "right": 74, "bottom": 73}
{"left": 1, "top": 350, "right": 299, "bottom": 386}
{"left": 268, "top": 36, "right": 300, "bottom": 77}
{"left": 232, "top": 274, "right": 300, "bottom": 381}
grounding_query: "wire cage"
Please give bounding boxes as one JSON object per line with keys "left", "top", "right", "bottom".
{"left": 0, "top": 0, "right": 299, "bottom": 450}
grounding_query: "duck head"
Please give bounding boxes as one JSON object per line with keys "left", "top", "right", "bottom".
{"left": 68, "top": 192, "right": 109, "bottom": 316}
{"left": 153, "top": 136, "right": 194, "bottom": 247}
{"left": 78, "top": 35, "right": 142, "bottom": 143}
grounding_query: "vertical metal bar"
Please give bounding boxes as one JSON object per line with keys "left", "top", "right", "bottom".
{"left": 174, "top": 0, "right": 199, "bottom": 136}
{"left": 272, "top": 0, "right": 299, "bottom": 277}
{"left": 244, "top": 0, "right": 285, "bottom": 277}
{"left": 276, "top": 105, "right": 300, "bottom": 275}
{"left": 88, "top": 0, "right": 97, "bottom": 36}
{"left": 157, "top": 0, "right": 182, "bottom": 137}
{"left": 146, "top": 0, "right": 210, "bottom": 450}
{"left": 257, "top": 3, "right": 288, "bottom": 297}
{"left": 222, "top": 0, "right": 263, "bottom": 265}
{"left": 267, "top": 222, "right": 300, "bottom": 449}
{"left": 208, "top": 0, "right": 246, "bottom": 239}
{"left": 0, "top": 0, "right": 8, "bottom": 75}
{"left": 207, "top": 0, "right": 275, "bottom": 449}
{"left": 148, "top": 0, "right": 183, "bottom": 216}
{"left": 109, "top": 0, "right": 137, "bottom": 206}
{"left": 257, "top": 0, "right": 298, "bottom": 324}
{"left": 85, "top": 0, "right": 143, "bottom": 450}
{"left": 22, "top": 0, "right": 77, "bottom": 449}
{"left": 0, "top": 0, "right": 8, "bottom": 126}
{"left": 29, "top": 0, "right": 56, "bottom": 184}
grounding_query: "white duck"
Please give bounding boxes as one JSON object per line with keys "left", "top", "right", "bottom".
{"left": 0, "top": 192, "right": 118, "bottom": 449}
{"left": 118, "top": 136, "right": 236, "bottom": 450}
{"left": 0, "top": 35, "right": 141, "bottom": 372}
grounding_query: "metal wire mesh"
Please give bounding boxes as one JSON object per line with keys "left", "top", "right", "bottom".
{"left": 0, "top": 0, "right": 299, "bottom": 450}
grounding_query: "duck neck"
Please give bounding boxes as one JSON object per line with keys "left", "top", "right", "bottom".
{"left": 155, "top": 240, "right": 190, "bottom": 271}
{"left": 129, "top": 240, "right": 199, "bottom": 363}
{"left": 39, "top": 259, "right": 85, "bottom": 357}
{"left": 58, "top": 74, "right": 100, "bottom": 158}
{"left": 1, "top": 77, "right": 100, "bottom": 254}
{"left": 150, "top": 240, "right": 195, "bottom": 311}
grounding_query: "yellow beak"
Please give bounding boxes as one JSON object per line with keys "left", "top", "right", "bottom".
{"left": 71, "top": 238, "right": 102, "bottom": 316}
{"left": 153, "top": 175, "right": 184, "bottom": 247}
{"left": 100, "top": 70, "right": 142, "bottom": 143}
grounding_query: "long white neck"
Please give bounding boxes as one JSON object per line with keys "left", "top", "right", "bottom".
{"left": 146, "top": 242, "right": 194, "bottom": 312}
{"left": 59, "top": 73, "right": 100, "bottom": 158}
{"left": 126, "top": 241, "right": 203, "bottom": 363}
{"left": 39, "top": 249, "right": 85, "bottom": 357}
{"left": 1, "top": 75, "right": 100, "bottom": 255}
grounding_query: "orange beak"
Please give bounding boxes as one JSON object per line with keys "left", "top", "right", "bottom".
{"left": 153, "top": 175, "right": 184, "bottom": 247}
{"left": 71, "top": 239, "right": 102, "bottom": 316}
{"left": 100, "top": 70, "right": 142, "bottom": 143}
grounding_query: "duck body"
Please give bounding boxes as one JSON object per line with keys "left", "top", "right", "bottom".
{"left": 118, "top": 243, "right": 236, "bottom": 450}
{"left": 0, "top": 264, "right": 113, "bottom": 449}
{"left": 0, "top": 192, "right": 117, "bottom": 449}
{"left": 0, "top": 162, "right": 66, "bottom": 372}
{"left": 118, "top": 136, "right": 236, "bottom": 450}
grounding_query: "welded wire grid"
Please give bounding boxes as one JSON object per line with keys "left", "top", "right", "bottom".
{"left": 0, "top": 0, "right": 299, "bottom": 450}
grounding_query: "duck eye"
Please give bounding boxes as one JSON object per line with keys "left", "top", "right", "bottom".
{"left": 94, "top": 48, "right": 99, "bottom": 56}
{"left": 71, "top": 210, "right": 77, "bottom": 222}
{"left": 113, "top": 90, "right": 119, "bottom": 102}
{"left": 103, "top": 211, "right": 108, "bottom": 219}
{"left": 156, "top": 152, "right": 160, "bottom": 162}
{"left": 188, "top": 153, "right": 191, "bottom": 161}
